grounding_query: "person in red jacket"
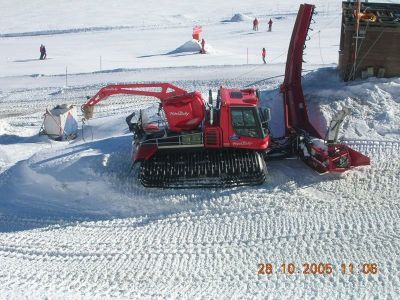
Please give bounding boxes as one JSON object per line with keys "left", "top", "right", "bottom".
{"left": 268, "top": 18, "right": 273, "bottom": 32}
{"left": 262, "top": 48, "right": 266, "bottom": 64}
{"left": 253, "top": 18, "right": 259, "bottom": 31}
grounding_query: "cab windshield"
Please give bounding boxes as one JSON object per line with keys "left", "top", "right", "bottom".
{"left": 231, "top": 107, "right": 264, "bottom": 138}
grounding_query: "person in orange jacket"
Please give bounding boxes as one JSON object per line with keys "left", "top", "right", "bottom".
{"left": 268, "top": 18, "right": 273, "bottom": 32}
{"left": 262, "top": 48, "right": 266, "bottom": 64}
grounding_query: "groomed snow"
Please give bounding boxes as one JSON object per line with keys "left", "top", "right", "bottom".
{"left": 0, "top": 0, "right": 400, "bottom": 299}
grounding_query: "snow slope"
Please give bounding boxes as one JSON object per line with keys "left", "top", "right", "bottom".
{"left": 1, "top": 0, "right": 400, "bottom": 299}
{"left": 0, "top": 0, "right": 343, "bottom": 76}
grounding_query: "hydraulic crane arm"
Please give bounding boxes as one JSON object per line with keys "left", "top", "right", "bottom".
{"left": 82, "top": 83, "right": 188, "bottom": 119}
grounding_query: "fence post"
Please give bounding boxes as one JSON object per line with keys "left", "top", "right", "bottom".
{"left": 65, "top": 66, "right": 68, "bottom": 87}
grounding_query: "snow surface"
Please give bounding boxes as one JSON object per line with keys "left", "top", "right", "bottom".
{"left": 0, "top": 0, "right": 400, "bottom": 299}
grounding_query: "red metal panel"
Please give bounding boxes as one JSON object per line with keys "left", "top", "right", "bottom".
{"left": 133, "top": 144, "right": 158, "bottom": 162}
{"left": 347, "top": 146, "right": 370, "bottom": 167}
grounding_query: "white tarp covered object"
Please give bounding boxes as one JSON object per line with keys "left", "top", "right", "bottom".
{"left": 41, "top": 104, "right": 78, "bottom": 140}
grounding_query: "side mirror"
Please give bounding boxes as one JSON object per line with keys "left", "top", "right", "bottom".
{"left": 263, "top": 108, "right": 271, "bottom": 122}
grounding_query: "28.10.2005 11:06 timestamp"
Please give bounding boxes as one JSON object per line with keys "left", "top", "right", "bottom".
{"left": 257, "top": 263, "right": 378, "bottom": 275}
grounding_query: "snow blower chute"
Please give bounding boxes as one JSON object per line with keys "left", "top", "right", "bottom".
{"left": 280, "top": 3, "right": 370, "bottom": 173}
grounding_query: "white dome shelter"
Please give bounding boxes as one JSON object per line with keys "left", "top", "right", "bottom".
{"left": 40, "top": 104, "right": 78, "bottom": 141}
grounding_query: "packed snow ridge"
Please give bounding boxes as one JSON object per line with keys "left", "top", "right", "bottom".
{"left": 224, "top": 13, "right": 252, "bottom": 22}
{"left": 169, "top": 39, "right": 215, "bottom": 54}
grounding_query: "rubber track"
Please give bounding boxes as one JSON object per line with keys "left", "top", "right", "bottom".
{"left": 139, "top": 149, "right": 266, "bottom": 188}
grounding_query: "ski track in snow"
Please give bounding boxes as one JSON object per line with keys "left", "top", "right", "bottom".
{"left": 0, "top": 148, "right": 399, "bottom": 298}
{"left": 0, "top": 206, "right": 399, "bottom": 298}
{"left": 0, "top": 67, "right": 400, "bottom": 298}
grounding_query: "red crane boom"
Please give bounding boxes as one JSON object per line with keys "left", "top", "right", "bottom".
{"left": 82, "top": 83, "right": 188, "bottom": 119}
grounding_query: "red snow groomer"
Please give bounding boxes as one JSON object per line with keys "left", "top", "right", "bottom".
{"left": 82, "top": 4, "right": 369, "bottom": 188}
{"left": 83, "top": 83, "right": 270, "bottom": 187}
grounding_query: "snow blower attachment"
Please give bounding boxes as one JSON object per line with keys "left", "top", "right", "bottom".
{"left": 280, "top": 3, "right": 370, "bottom": 173}
{"left": 40, "top": 104, "right": 78, "bottom": 141}
{"left": 81, "top": 3, "right": 369, "bottom": 188}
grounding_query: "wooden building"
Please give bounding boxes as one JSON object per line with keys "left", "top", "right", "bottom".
{"left": 339, "top": 1, "right": 400, "bottom": 81}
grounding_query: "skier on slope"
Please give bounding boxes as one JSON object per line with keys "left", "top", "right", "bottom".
{"left": 268, "top": 18, "right": 273, "bottom": 32}
{"left": 262, "top": 48, "right": 266, "bottom": 64}
{"left": 40, "top": 44, "right": 47, "bottom": 60}
{"left": 253, "top": 18, "right": 259, "bottom": 31}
